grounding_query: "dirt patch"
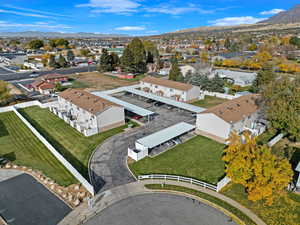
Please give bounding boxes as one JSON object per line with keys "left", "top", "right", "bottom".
{"left": 72, "top": 72, "right": 138, "bottom": 92}
{"left": 8, "top": 83, "right": 22, "bottom": 95}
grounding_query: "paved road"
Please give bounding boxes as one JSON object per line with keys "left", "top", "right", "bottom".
{"left": 59, "top": 180, "right": 266, "bottom": 225}
{"left": 89, "top": 104, "right": 195, "bottom": 193}
{"left": 0, "top": 173, "right": 71, "bottom": 225}
{"left": 0, "top": 65, "right": 96, "bottom": 82}
{"left": 84, "top": 193, "right": 237, "bottom": 225}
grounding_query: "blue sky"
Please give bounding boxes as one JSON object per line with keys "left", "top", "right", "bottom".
{"left": 0, "top": 0, "right": 297, "bottom": 35}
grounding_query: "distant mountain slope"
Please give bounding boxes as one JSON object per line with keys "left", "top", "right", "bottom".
{"left": 261, "top": 4, "right": 300, "bottom": 24}
{"left": 0, "top": 31, "right": 128, "bottom": 38}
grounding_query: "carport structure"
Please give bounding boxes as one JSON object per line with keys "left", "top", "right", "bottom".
{"left": 92, "top": 91, "right": 155, "bottom": 122}
{"left": 128, "top": 122, "right": 195, "bottom": 161}
{"left": 122, "top": 87, "right": 205, "bottom": 113}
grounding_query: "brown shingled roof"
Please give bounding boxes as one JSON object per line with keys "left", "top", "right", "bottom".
{"left": 199, "top": 94, "right": 261, "bottom": 123}
{"left": 59, "top": 89, "right": 121, "bottom": 115}
{"left": 141, "top": 76, "right": 193, "bottom": 91}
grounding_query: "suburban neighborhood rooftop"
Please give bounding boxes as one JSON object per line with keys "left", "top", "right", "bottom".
{"left": 199, "top": 94, "right": 260, "bottom": 123}
{"left": 59, "top": 89, "right": 120, "bottom": 115}
{"left": 141, "top": 76, "right": 194, "bottom": 91}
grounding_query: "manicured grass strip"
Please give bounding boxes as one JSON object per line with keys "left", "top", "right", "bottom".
{"left": 129, "top": 135, "right": 225, "bottom": 185}
{"left": 222, "top": 183, "right": 300, "bottom": 225}
{"left": 145, "top": 184, "right": 256, "bottom": 225}
{"left": 19, "top": 106, "right": 127, "bottom": 180}
{"left": 0, "top": 112, "right": 76, "bottom": 186}
{"left": 192, "top": 96, "right": 228, "bottom": 108}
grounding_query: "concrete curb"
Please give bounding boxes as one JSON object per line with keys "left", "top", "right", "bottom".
{"left": 147, "top": 189, "right": 245, "bottom": 225}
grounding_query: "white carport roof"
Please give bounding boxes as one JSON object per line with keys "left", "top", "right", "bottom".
{"left": 136, "top": 122, "right": 195, "bottom": 149}
{"left": 123, "top": 87, "right": 205, "bottom": 113}
{"left": 92, "top": 92, "right": 154, "bottom": 117}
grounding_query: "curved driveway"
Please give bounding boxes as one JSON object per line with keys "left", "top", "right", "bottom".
{"left": 84, "top": 193, "right": 237, "bottom": 225}
{"left": 89, "top": 106, "right": 195, "bottom": 193}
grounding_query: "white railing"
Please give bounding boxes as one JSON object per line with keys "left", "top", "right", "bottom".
{"left": 138, "top": 174, "right": 218, "bottom": 192}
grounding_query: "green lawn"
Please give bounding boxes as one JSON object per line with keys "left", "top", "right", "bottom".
{"left": 222, "top": 183, "right": 300, "bottom": 225}
{"left": 192, "top": 96, "right": 228, "bottom": 108}
{"left": 129, "top": 135, "right": 226, "bottom": 185}
{"left": 0, "top": 112, "right": 76, "bottom": 186}
{"left": 19, "top": 106, "right": 128, "bottom": 179}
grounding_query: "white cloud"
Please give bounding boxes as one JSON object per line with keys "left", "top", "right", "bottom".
{"left": 3, "top": 5, "right": 69, "bottom": 17}
{"left": 0, "top": 21, "right": 71, "bottom": 29}
{"left": 115, "top": 26, "right": 145, "bottom": 31}
{"left": 0, "top": 9, "right": 53, "bottom": 18}
{"left": 260, "top": 8, "right": 285, "bottom": 15}
{"left": 76, "top": 0, "right": 141, "bottom": 14}
{"left": 209, "top": 16, "right": 266, "bottom": 26}
{"left": 145, "top": 3, "right": 214, "bottom": 15}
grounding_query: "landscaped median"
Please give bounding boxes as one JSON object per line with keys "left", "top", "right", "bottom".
{"left": 145, "top": 184, "right": 257, "bottom": 225}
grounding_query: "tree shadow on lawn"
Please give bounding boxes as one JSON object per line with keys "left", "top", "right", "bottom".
{"left": 1, "top": 152, "right": 16, "bottom": 162}
{"left": 0, "top": 120, "right": 9, "bottom": 137}
{"left": 18, "top": 109, "right": 90, "bottom": 180}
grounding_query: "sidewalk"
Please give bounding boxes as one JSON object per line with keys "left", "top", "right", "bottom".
{"left": 59, "top": 180, "right": 266, "bottom": 225}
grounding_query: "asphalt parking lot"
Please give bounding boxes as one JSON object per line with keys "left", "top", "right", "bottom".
{"left": 0, "top": 173, "right": 71, "bottom": 225}
{"left": 113, "top": 92, "right": 196, "bottom": 124}
{"left": 84, "top": 193, "right": 237, "bottom": 225}
{"left": 90, "top": 92, "right": 198, "bottom": 192}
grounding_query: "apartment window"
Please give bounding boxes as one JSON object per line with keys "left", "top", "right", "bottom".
{"left": 170, "top": 89, "right": 174, "bottom": 92}
{"left": 155, "top": 85, "right": 158, "bottom": 88}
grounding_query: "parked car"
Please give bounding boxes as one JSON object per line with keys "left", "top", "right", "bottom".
{"left": 132, "top": 115, "right": 142, "bottom": 120}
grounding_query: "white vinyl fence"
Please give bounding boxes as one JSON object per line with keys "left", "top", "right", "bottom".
{"left": 201, "top": 91, "right": 242, "bottom": 100}
{"left": 268, "top": 133, "right": 284, "bottom": 147}
{"left": 0, "top": 100, "right": 58, "bottom": 113}
{"left": 138, "top": 174, "right": 231, "bottom": 192}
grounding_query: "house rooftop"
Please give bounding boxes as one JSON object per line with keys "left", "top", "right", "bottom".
{"left": 141, "top": 76, "right": 193, "bottom": 91}
{"left": 199, "top": 94, "right": 260, "bottom": 123}
{"left": 59, "top": 89, "right": 121, "bottom": 115}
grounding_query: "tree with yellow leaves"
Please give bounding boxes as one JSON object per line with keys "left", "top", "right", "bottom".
{"left": 223, "top": 132, "right": 293, "bottom": 205}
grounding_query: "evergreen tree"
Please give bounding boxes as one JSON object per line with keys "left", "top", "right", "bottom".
{"left": 251, "top": 64, "right": 275, "bottom": 93}
{"left": 66, "top": 50, "right": 75, "bottom": 62}
{"left": 98, "top": 49, "right": 113, "bottom": 72}
{"left": 48, "top": 55, "right": 57, "bottom": 68}
{"left": 121, "top": 46, "right": 135, "bottom": 73}
{"left": 169, "top": 57, "right": 183, "bottom": 81}
{"left": 121, "top": 38, "right": 146, "bottom": 73}
{"left": 58, "top": 54, "right": 67, "bottom": 68}
{"left": 110, "top": 52, "right": 120, "bottom": 69}
{"left": 224, "top": 37, "right": 231, "bottom": 50}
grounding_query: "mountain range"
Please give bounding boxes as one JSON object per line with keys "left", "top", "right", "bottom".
{"left": 261, "top": 4, "right": 300, "bottom": 24}
{"left": 168, "top": 4, "right": 300, "bottom": 35}
{"left": 0, "top": 31, "right": 128, "bottom": 38}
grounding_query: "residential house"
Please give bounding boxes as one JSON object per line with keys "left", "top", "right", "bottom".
{"left": 30, "top": 74, "right": 69, "bottom": 94}
{"left": 214, "top": 69, "right": 257, "bottom": 87}
{"left": 140, "top": 76, "right": 200, "bottom": 102}
{"left": 180, "top": 65, "right": 196, "bottom": 77}
{"left": 196, "top": 94, "right": 265, "bottom": 143}
{"left": 51, "top": 89, "right": 125, "bottom": 136}
{"left": 31, "top": 80, "right": 55, "bottom": 95}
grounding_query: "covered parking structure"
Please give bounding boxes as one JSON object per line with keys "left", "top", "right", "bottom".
{"left": 128, "top": 122, "right": 195, "bottom": 161}
{"left": 92, "top": 92, "right": 155, "bottom": 121}
{"left": 122, "top": 87, "right": 205, "bottom": 114}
